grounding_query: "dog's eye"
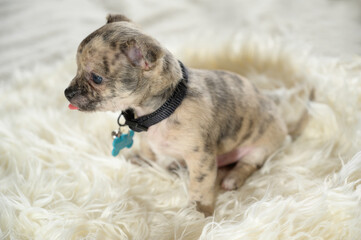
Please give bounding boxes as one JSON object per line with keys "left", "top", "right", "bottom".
{"left": 91, "top": 73, "right": 103, "bottom": 84}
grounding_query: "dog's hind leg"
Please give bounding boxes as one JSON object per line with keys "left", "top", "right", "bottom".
{"left": 221, "top": 148, "right": 266, "bottom": 190}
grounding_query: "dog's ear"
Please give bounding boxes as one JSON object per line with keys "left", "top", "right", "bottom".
{"left": 106, "top": 14, "right": 131, "bottom": 24}
{"left": 121, "top": 39, "right": 163, "bottom": 71}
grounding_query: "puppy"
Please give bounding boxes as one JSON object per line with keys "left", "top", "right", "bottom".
{"left": 65, "top": 15, "right": 290, "bottom": 216}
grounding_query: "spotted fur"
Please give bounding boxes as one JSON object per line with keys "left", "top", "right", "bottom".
{"left": 64, "top": 15, "right": 301, "bottom": 216}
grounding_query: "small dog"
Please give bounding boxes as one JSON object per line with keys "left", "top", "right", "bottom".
{"left": 65, "top": 14, "right": 301, "bottom": 216}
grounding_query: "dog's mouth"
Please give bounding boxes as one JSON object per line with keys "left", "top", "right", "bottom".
{"left": 68, "top": 103, "right": 79, "bottom": 110}
{"left": 67, "top": 100, "right": 98, "bottom": 112}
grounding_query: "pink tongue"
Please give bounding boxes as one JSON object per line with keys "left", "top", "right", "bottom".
{"left": 68, "top": 104, "right": 79, "bottom": 110}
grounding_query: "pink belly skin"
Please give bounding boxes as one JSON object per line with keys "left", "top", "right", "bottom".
{"left": 217, "top": 147, "right": 253, "bottom": 167}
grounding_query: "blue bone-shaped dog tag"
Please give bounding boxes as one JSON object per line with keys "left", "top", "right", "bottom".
{"left": 112, "top": 130, "right": 134, "bottom": 157}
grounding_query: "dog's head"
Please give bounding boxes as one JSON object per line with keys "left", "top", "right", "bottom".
{"left": 64, "top": 14, "right": 168, "bottom": 112}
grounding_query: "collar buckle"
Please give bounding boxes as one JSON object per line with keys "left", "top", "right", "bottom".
{"left": 117, "top": 110, "right": 149, "bottom": 132}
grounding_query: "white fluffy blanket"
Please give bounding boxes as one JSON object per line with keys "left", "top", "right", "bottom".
{"left": 1, "top": 0, "right": 361, "bottom": 239}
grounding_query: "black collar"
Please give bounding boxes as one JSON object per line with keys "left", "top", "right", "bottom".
{"left": 118, "top": 61, "right": 188, "bottom": 132}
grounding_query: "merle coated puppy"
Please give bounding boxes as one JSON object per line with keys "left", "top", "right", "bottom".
{"left": 65, "top": 14, "right": 293, "bottom": 216}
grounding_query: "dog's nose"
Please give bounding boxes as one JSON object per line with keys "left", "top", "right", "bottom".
{"left": 64, "top": 87, "right": 78, "bottom": 101}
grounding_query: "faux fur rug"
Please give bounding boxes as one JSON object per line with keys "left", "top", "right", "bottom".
{"left": 1, "top": 0, "right": 361, "bottom": 239}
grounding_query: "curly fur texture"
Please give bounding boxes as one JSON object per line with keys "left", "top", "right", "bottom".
{"left": 1, "top": 0, "right": 361, "bottom": 239}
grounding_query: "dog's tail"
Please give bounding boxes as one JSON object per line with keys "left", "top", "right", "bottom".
{"left": 287, "top": 88, "right": 315, "bottom": 140}
{"left": 264, "top": 87, "right": 315, "bottom": 140}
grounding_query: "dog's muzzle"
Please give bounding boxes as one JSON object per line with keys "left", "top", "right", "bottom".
{"left": 64, "top": 87, "right": 79, "bottom": 101}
